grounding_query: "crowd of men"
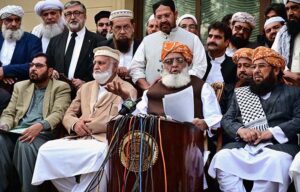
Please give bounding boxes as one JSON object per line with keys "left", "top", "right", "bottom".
{"left": 0, "top": 0, "right": 299, "bottom": 191}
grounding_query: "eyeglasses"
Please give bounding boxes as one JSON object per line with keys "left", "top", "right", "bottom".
{"left": 98, "top": 22, "right": 110, "bottom": 27}
{"left": 162, "top": 57, "right": 186, "bottom": 65}
{"left": 64, "top": 11, "right": 84, "bottom": 18}
{"left": 180, "top": 24, "right": 197, "bottom": 30}
{"left": 29, "top": 63, "right": 47, "bottom": 68}
{"left": 233, "top": 25, "right": 251, "bottom": 34}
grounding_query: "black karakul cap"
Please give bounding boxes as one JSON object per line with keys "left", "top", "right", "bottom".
{"left": 94, "top": 10, "right": 111, "bottom": 23}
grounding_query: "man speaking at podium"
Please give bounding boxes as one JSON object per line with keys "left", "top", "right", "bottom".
{"left": 111, "top": 41, "right": 222, "bottom": 137}
{"left": 32, "top": 46, "right": 137, "bottom": 192}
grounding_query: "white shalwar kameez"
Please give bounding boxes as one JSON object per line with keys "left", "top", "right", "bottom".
{"left": 32, "top": 138, "right": 108, "bottom": 192}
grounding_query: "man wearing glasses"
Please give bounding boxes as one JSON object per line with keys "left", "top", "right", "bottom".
{"left": 226, "top": 12, "right": 258, "bottom": 57}
{"left": 46, "top": 1, "right": 105, "bottom": 98}
{"left": 0, "top": 5, "right": 42, "bottom": 114}
{"left": 94, "top": 10, "right": 111, "bottom": 39}
{"left": 32, "top": 0, "right": 66, "bottom": 52}
{"left": 0, "top": 52, "right": 71, "bottom": 192}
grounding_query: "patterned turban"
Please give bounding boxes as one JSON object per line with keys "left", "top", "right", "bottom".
{"left": 34, "top": 0, "right": 64, "bottom": 16}
{"left": 232, "top": 48, "right": 253, "bottom": 64}
{"left": 161, "top": 41, "right": 193, "bottom": 65}
{"left": 252, "top": 46, "right": 285, "bottom": 70}
{"left": 0, "top": 5, "right": 24, "bottom": 19}
{"left": 231, "top": 12, "right": 256, "bottom": 29}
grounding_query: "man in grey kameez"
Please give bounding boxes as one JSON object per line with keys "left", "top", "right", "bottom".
{"left": 0, "top": 52, "right": 71, "bottom": 192}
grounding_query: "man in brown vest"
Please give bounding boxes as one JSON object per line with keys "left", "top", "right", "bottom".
{"left": 109, "top": 41, "right": 221, "bottom": 132}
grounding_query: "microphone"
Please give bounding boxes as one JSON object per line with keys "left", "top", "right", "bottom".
{"left": 119, "top": 98, "right": 142, "bottom": 115}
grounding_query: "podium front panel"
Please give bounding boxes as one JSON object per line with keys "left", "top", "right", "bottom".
{"left": 107, "top": 115, "right": 204, "bottom": 192}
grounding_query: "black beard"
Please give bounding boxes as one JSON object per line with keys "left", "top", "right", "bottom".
{"left": 250, "top": 71, "right": 277, "bottom": 96}
{"left": 29, "top": 72, "right": 49, "bottom": 84}
{"left": 231, "top": 36, "right": 249, "bottom": 48}
{"left": 287, "top": 20, "right": 300, "bottom": 37}
{"left": 114, "top": 38, "right": 131, "bottom": 53}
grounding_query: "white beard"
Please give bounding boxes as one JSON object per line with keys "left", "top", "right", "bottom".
{"left": 2, "top": 25, "right": 24, "bottom": 41}
{"left": 161, "top": 67, "right": 191, "bottom": 88}
{"left": 93, "top": 65, "right": 113, "bottom": 85}
{"left": 42, "top": 18, "right": 65, "bottom": 38}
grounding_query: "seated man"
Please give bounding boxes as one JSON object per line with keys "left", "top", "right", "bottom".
{"left": 32, "top": 46, "right": 137, "bottom": 192}
{"left": 209, "top": 46, "right": 300, "bottom": 192}
{"left": 110, "top": 41, "right": 222, "bottom": 190}
{"left": 0, "top": 52, "right": 71, "bottom": 192}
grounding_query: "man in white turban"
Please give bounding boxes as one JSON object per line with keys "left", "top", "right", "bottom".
{"left": 32, "top": 0, "right": 66, "bottom": 52}
{"left": 0, "top": 5, "right": 42, "bottom": 114}
{"left": 226, "top": 12, "right": 258, "bottom": 57}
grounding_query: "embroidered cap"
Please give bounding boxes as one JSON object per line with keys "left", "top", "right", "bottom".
{"left": 109, "top": 9, "right": 133, "bottom": 21}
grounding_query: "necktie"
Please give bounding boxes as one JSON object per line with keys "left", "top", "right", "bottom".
{"left": 64, "top": 32, "right": 77, "bottom": 74}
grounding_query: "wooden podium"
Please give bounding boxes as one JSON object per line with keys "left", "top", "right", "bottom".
{"left": 107, "top": 115, "right": 204, "bottom": 192}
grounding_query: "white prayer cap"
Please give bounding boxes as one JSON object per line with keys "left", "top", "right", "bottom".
{"left": 231, "top": 12, "right": 256, "bottom": 29}
{"left": 0, "top": 5, "right": 24, "bottom": 19}
{"left": 109, "top": 9, "right": 133, "bottom": 21}
{"left": 148, "top": 14, "right": 155, "bottom": 22}
{"left": 284, "top": 0, "right": 300, "bottom": 5}
{"left": 93, "top": 46, "right": 120, "bottom": 62}
{"left": 34, "top": 0, "right": 64, "bottom": 16}
{"left": 264, "top": 16, "right": 285, "bottom": 28}
{"left": 177, "top": 14, "right": 198, "bottom": 26}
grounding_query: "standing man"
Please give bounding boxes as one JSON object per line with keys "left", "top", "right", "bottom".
{"left": 0, "top": 5, "right": 42, "bottom": 82}
{"left": 263, "top": 16, "right": 285, "bottom": 47}
{"left": 272, "top": 0, "right": 300, "bottom": 86}
{"left": 209, "top": 47, "right": 300, "bottom": 192}
{"left": 0, "top": 53, "right": 71, "bottom": 192}
{"left": 94, "top": 10, "right": 110, "bottom": 39}
{"left": 203, "top": 21, "right": 236, "bottom": 85}
{"left": 32, "top": 0, "right": 66, "bottom": 52}
{"left": 47, "top": 1, "right": 105, "bottom": 95}
{"left": 32, "top": 46, "right": 137, "bottom": 192}
{"left": 130, "top": 0, "right": 207, "bottom": 90}
{"left": 226, "top": 12, "right": 258, "bottom": 57}
{"left": 99, "top": 9, "right": 140, "bottom": 80}
{"left": 177, "top": 14, "right": 198, "bottom": 36}
{"left": 145, "top": 14, "right": 159, "bottom": 35}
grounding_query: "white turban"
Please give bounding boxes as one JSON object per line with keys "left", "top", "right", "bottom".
{"left": 284, "top": 0, "right": 300, "bottom": 5}
{"left": 0, "top": 5, "right": 24, "bottom": 19}
{"left": 231, "top": 12, "right": 256, "bottom": 29}
{"left": 177, "top": 14, "right": 198, "bottom": 26}
{"left": 34, "top": 0, "right": 64, "bottom": 16}
{"left": 264, "top": 16, "right": 285, "bottom": 28}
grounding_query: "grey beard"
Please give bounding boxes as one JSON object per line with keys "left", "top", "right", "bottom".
{"left": 42, "top": 19, "right": 65, "bottom": 38}
{"left": 161, "top": 67, "right": 191, "bottom": 88}
{"left": 2, "top": 25, "right": 24, "bottom": 41}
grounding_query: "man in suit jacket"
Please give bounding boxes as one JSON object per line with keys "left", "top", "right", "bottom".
{"left": 208, "top": 47, "right": 300, "bottom": 192}
{"left": 47, "top": 1, "right": 105, "bottom": 93}
{"left": 32, "top": 46, "right": 137, "bottom": 192}
{"left": 99, "top": 9, "right": 140, "bottom": 80}
{"left": 0, "top": 52, "right": 71, "bottom": 192}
